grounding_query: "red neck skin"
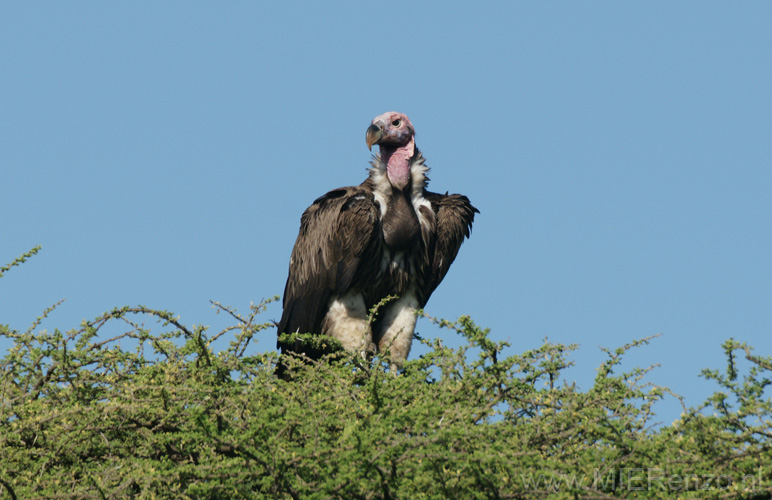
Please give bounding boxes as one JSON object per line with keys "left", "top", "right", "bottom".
{"left": 380, "top": 136, "right": 415, "bottom": 191}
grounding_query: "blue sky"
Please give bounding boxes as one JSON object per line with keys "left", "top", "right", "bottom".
{"left": 2, "top": 3, "right": 771, "bottom": 424}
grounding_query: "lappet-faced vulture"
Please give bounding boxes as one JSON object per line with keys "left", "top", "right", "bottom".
{"left": 277, "top": 111, "right": 477, "bottom": 374}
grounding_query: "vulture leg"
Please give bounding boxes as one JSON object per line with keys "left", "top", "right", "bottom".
{"left": 321, "top": 291, "right": 374, "bottom": 357}
{"left": 374, "top": 290, "right": 420, "bottom": 372}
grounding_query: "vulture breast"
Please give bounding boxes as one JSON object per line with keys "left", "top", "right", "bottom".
{"left": 382, "top": 190, "right": 421, "bottom": 250}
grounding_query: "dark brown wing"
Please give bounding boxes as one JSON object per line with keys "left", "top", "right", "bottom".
{"left": 419, "top": 191, "right": 478, "bottom": 306}
{"left": 277, "top": 186, "right": 382, "bottom": 352}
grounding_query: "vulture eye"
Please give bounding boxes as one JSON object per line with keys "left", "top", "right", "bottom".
{"left": 392, "top": 119, "right": 401, "bottom": 127}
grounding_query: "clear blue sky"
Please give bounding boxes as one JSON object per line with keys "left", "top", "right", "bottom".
{"left": 2, "top": 3, "right": 771, "bottom": 424}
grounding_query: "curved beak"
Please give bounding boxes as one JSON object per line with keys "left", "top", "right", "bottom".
{"left": 366, "top": 124, "right": 383, "bottom": 151}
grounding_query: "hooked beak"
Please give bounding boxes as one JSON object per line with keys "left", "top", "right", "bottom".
{"left": 366, "top": 124, "right": 383, "bottom": 151}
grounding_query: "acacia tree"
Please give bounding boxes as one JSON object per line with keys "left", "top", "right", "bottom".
{"left": 1, "top": 247, "right": 770, "bottom": 499}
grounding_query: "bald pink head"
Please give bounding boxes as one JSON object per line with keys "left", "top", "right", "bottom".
{"left": 365, "top": 111, "right": 415, "bottom": 151}
{"left": 366, "top": 111, "right": 416, "bottom": 190}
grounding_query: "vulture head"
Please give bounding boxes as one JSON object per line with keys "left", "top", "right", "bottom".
{"left": 366, "top": 111, "right": 415, "bottom": 151}
{"left": 366, "top": 111, "right": 416, "bottom": 190}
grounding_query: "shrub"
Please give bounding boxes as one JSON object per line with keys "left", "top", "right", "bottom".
{"left": 1, "top": 248, "right": 770, "bottom": 499}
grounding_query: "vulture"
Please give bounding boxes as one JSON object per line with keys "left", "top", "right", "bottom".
{"left": 277, "top": 111, "right": 477, "bottom": 374}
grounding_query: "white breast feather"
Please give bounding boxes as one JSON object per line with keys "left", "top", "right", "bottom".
{"left": 368, "top": 157, "right": 390, "bottom": 217}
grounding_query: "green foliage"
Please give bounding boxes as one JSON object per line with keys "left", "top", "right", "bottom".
{"left": 1, "top": 248, "right": 771, "bottom": 499}
{"left": 0, "top": 245, "right": 41, "bottom": 278}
